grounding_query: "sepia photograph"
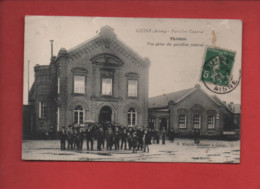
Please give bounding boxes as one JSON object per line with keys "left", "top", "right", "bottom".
{"left": 22, "top": 16, "right": 242, "bottom": 163}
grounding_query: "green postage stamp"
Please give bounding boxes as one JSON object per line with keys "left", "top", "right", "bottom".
{"left": 201, "top": 47, "right": 236, "bottom": 87}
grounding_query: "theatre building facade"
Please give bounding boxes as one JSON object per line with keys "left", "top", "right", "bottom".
{"left": 26, "top": 26, "right": 150, "bottom": 137}
{"left": 148, "top": 84, "right": 238, "bottom": 138}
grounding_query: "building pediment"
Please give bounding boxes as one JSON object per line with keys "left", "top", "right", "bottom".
{"left": 66, "top": 26, "right": 150, "bottom": 67}
{"left": 91, "top": 54, "right": 124, "bottom": 67}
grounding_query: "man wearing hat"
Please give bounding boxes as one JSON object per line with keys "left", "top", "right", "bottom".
{"left": 114, "top": 127, "right": 120, "bottom": 150}
{"left": 95, "top": 126, "right": 104, "bottom": 151}
{"left": 59, "top": 127, "right": 67, "bottom": 150}
{"left": 86, "top": 125, "right": 94, "bottom": 151}
{"left": 106, "top": 127, "right": 114, "bottom": 150}
{"left": 78, "top": 128, "right": 84, "bottom": 150}
{"left": 121, "top": 128, "right": 128, "bottom": 150}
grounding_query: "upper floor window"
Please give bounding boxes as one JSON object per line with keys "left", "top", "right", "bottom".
{"left": 128, "top": 108, "right": 137, "bottom": 126}
{"left": 39, "top": 101, "right": 47, "bottom": 118}
{"left": 71, "top": 67, "right": 88, "bottom": 94}
{"left": 126, "top": 72, "right": 139, "bottom": 98}
{"left": 128, "top": 80, "right": 138, "bottom": 97}
{"left": 102, "top": 78, "right": 113, "bottom": 96}
{"left": 74, "top": 75, "right": 85, "bottom": 94}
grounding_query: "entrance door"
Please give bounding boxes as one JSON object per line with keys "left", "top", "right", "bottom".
{"left": 160, "top": 118, "right": 168, "bottom": 131}
{"left": 99, "top": 106, "right": 112, "bottom": 124}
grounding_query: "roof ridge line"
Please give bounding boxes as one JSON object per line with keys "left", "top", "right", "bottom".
{"left": 175, "top": 88, "right": 197, "bottom": 103}
{"left": 67, "top": 35, "right": 100, "bottom": 53}
{"left": 149, "top": 87, "right": 194, "bottom": 99}
{"left": 114, "top": 37, "right": 146, "bottom": 62}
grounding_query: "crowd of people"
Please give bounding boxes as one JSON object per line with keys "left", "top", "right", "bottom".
{"left": 59, "top": 123, "right": 176, "bottom": 153}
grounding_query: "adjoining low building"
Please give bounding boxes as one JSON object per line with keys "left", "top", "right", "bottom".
{"left": 148, "top": 84, "right": 239, "bottom": 138}
{"left": 229, "top": 103, "right": 241, "bottom": 129}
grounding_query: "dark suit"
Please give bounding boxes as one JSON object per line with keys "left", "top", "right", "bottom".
{"left": 95, "top": 129, "right": 104, "bottom": 151}
{"left": 114, "top": 130, "right": 120, "bottom": 150}
{"left": 121, "top": 130, "right": 127, "bottom": 150}
{"left": 86, "top": 127, "right": 94, "bottom": 150}
{"left": 59, "top": 130, "right": 66, "bottom": 150}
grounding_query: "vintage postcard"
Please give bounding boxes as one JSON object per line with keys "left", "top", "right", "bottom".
{"left": 23, "top": 16, "right": 242, "bottom": 163}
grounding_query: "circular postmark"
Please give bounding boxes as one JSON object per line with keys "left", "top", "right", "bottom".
{"left": 200, "top": 46, "right": 241, "bottom": 94}
{"left": 202, "top": 71, "right": 241, "bottom": 94}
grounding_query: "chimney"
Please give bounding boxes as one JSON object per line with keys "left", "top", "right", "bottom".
{"left": 50, "top": 40, "right": 54, "bottom": 58}
{"left": 228, "top": 102, "right": 233, "bottom": 110}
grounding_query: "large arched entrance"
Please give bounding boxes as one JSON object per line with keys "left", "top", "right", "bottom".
{"left": 99, "top": 106, "right": 112, "bottom": 124}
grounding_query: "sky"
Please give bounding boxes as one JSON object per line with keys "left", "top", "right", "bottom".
{"left": 23, "top": 16, "right": 242, "bottom": 105}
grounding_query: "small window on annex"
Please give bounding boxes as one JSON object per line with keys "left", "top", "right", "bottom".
{"left": 193, "top": 114, "right": 201, "bottom": 129}
{"left": 39, "top": 101, "right": 47, "bottom": 118}
{"left": 128, "top": 80, "right": 138, "bottom": 97}
{"left": 178, "top": 114, "right": 187, "bottom": 128}
{"left": 128, "top": 108, "right": 137, "bottom": 126}
{"left": 207, "top": 115, "right": 216, "bottom": 129}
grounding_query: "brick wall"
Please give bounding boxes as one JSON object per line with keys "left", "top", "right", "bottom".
{"left": 149, "top": 87, "right": 234, "bottom": 138}
{"left": 32, "top": 64, "right": 56, "bottom": 137}
{"left": 56, "top": 33, "right": 149, "bottom": 129}
{"left": 29, "top": 27, "right": 150, "bottom": 138}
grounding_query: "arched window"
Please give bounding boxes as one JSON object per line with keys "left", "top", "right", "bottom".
{"left": 178, "top": 114, "right": 187, "bottom": 128}
{"left": 74, "top": 105, "right": 84, "bottom": 124}
{"left": 128, "top": 108, "right": 137, "bottom": 126}
{"left": 177, "top": 108, "right": 189, "bottom": 129}
{"left": 193, "top": 114, "right": 201, "bottom": 129}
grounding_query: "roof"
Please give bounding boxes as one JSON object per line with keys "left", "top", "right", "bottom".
{"left": 210, "top": 95, "right": 225, "bottom": 106}
{"left": 148, "top": 85, "right": 237, "bottom": 112}
{"left": 231, "top": 104, "right": 241, "bottom": 114}
{"left": 149, "top": 88, "right": 195, "bottom": 108}
{"left": 211, "top": 95, "right": 240, "bottom": 113}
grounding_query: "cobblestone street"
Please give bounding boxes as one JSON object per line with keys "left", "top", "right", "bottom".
{"left": 22, "top": 139, "right": 240, "bottom": 163}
